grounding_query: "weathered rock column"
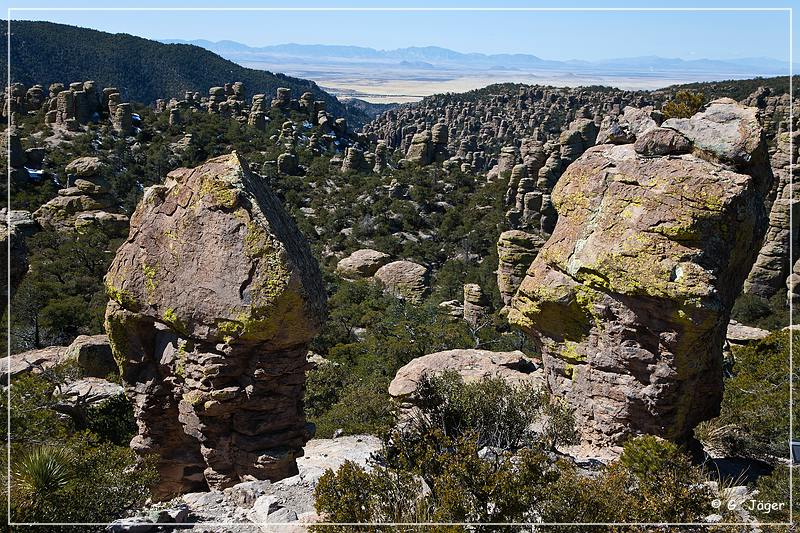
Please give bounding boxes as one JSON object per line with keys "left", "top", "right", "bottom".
{"left": 104, "top": 152, "right": 325, "bottom": 499}
{"left": 506, "top": 99, "right": 772, "bottom": 452}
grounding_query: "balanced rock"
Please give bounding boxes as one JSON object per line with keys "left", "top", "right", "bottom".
{"left": 373, "top": 260, "right": 429, "bottom": 302}
{"left": 463, "top": 283, "right": 490, "bottom": 327}
{"left": 104, "top": 152, "right": 325, "bottom": 499}
{"left": 406, "top": 131, "right": 433, "bottom": 166}
{"left": 336, "top": 249, "right": 391, "bottom": 278}
{"left": 34, "top": 156, "right": 127, "bottom": 234}
{"left": 633, "top": 127, "right": 692, "bottom": 157}
{"left": 65, "top": 156, "right": 106, "bottom": 177}
{"left": 662, "top": 98, "right": 764, "bottom": 168}
{"left": 506, "top": 100, "right": 771, "bottom": 451}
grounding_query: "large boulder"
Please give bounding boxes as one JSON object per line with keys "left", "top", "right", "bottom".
{"left": 335, "top": 249, "right": 391, "bottom": 279}
{"left": 64, "top": 334, "right": 117, "bottom": 378}
{"left": 596, "top": 106, "right": 658, "bottom": 145}
{"left": 506, "top": 100, "right": 772, "bottom": 452}
{"left": 65, "top": 156, "right": 106, "bottom": 177}
{"left": 726, "top": 320, "right": 769, "bottom": 346}
{"left": 60, "top": 377, "right": 124, "bottom": 406}
{"left": 104, "top": 152, "right": 325, "bottom": 499}
{"left": 389, "top": 349, "right": 544, "bottom": 404}
{"left": 373, "top": 260, "right": 429, "bottom": 302}
{"left": 662, "top": 98, "right": 764, "bottom": 168}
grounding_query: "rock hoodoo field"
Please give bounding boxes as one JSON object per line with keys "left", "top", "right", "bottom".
{"left": 104, "top": 152, "right": 325, "bottom": 499}
{"left": 4, "top": 23, "right": 797, "bottom": 525}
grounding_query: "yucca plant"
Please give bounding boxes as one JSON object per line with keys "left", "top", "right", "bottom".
{"left": 12, "top": 446, "right": 73, "bottom": 503}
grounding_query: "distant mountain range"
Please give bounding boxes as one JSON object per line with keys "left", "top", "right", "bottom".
{"left": 161, "top": 40, "right": 792, "bottom": 78}
{"left": 3, "top": 21, "right": 365, "bottom": 123}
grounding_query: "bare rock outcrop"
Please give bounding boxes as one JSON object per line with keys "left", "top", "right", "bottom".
{"left": 335, "top": 249, "right": 391, "bottom": 278}
{"left": 388, "top": 349, "right": 544, "bottom": 405}
{"left": 744, "top": 126, "right": 799, "bottom": 297}
{"left": 1, "top": 209, "right": 39, "bottom": 310}
{"left": 1, "top": 345, "right": 68, "bottom": 386}
{"left": 496, "top": 230, "right": 546, "bottom": 308}
{"left": 506, "top": 99, "right": 772, "bottom": 452}
{"left": 373, "top": 260, "right": 430, "bottom": 302}
{"left": 788, "top": 258, "right": 800, "bottom": 308}
{"left": 33, "top": 156, "right": 129, "bottom": 235}
{"left": 63, "top": 334, "right": 117, "bottom": 378}
{"left": 104, "top": 152, "right": 325, "bottom": 499}
{"left": 463, "top": 283, "right": 490, "bottom": 327}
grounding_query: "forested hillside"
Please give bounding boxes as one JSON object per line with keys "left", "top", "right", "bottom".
{"left": 2, "top": 20, "right": 368, "bottom": 125}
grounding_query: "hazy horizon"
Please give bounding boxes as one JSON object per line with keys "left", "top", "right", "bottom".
{"left": 161, "top": 38, "right": 793, "bottom": 65}
{"left": 8, "top": 0, "right": 795, "bottom": 63}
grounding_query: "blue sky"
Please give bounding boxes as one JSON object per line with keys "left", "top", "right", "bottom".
{"left": 7, "top": 0, "right": 797, "bottom": 63}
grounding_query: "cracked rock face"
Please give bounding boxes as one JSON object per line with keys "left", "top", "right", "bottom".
{"left": 104, "top": 152, "right": 325, "bottom": 500}
{"left": 506, "top": 100, "right": 771, "bottom": 452}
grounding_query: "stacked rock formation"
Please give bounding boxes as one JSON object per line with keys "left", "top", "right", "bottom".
{"left": 742, "top": 88, "right": 799, "bottom": 299}
{"left": 104, "top": 152, "right": 325, "bottom": 499}
{"left": 6, "top": 127, "right": 30, "bottom": 183}
{"left": 341, "top": 147, "right": 369, "bottom": 174}
{"left": 496, "top": 230, "right": 546, "bottom": 309}
{"left": 463, "top": 284, "right": 490, "bottom": 327}
{"left": 430, "top": 123, "right": 450, "bottom": 163}
{"left": 112, "top": 103, "right": 133, "bottom": 135}
{"left": 366, "top": 85, "right": 657, "bottom": 236}
{"left": 271, "top": 88, "right": 293, "bottom": 110}
{"left": 373, "top": 141, "right": 389, "bottom": 172}
{"left": 505, "top": 99, "right": 772, "bottom": 451}
{"left": 248, "top": 93, "right": 268, "bottom": 131}
{"left": 365, "top": 85, "right": 653, "bottom": 174}
{"left": 405, "top": 130, "right": 433, "bottom": 166}
{"left": 1, "top": 82, "right": 46, "bottom": 118}
{"left": 33, "top": 156, "right": 129, "bottom": 235}
{"left": 1, "top": 209, "right": 39, "bottom": 313}
{"left": 30, "top": 80, "right": 131, "bottom": 131}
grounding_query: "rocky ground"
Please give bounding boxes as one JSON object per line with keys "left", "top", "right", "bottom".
{"left": 109, "top": 435, "right": 381, "bottom": 532}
